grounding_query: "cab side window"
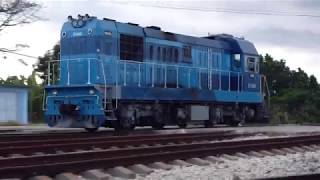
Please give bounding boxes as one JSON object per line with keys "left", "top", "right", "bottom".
{"left": 247, "top": 57, "right": 256, "bottom": 72}
{"left": 182, "top": 46, "right": 192, "bottom": 63}
{"left": 234, "top": 54, "right": 241, "bottom": 67}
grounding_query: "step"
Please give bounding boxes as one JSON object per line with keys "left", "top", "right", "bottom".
{"left": 104, "top": 110, "right": 114, "bottom": 112}
{"left": 105, "top": 117, "right": 117, "bottom": 121}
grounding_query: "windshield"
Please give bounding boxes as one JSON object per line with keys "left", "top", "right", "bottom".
{"left": 60, "top": 36, "right": 112, "bottom": 56}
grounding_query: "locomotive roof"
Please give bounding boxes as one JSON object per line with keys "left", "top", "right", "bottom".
{"left": 62, "top": 16, "right": 258, "bottom": 55}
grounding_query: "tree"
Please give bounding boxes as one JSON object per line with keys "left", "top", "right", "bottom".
{"left": 260, "top": 54, "right": 320, "bottom": 123}
{"left": 260, "top": 54, "right": 291, "bottom": 96}
{"left": 0, "top": 0, "right": 40, "bottom": 33}
{"left": 2, "top": 75, "right": 26, "bottom": 85}
{"left": 309, "top": 75, "right": 318, "bottom": 90}
{"left": 0, "top": 0, "right": 41, "bottom": 54}
{"left": 27, "top": 71, "right": 43, "bottom": 123}
{"left": 34, "top": 43, "right": 60, "bottom": 83}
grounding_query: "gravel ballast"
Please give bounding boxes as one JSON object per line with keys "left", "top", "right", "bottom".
{"left": 135, "top": 149, "right": 320, "bottom": 180}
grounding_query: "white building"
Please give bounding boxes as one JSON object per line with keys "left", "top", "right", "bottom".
{"left": 0, "top": 85, "right": 28, "bottom": 124}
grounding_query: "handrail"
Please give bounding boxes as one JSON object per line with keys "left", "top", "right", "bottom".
{"left": 47, "top": 58, "right": 234, "bottom": 73}
{"left": 45, "top": 58, "right": 246, "bottom": 91}
{"left": 263, "top": 75, "right": 271, "bottom": 109}
{"left": 100, "top": 58, "right": 107, "bottom": 109}
{"left": 44, "top": 58, "right": 264, "bottom": 112}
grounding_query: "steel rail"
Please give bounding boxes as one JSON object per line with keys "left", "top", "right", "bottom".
{"left": 0, "top": 129, "right": 234, "bottom": 142}
{"left": 0, "top": 130, "right": 233, "bottom": 145}
{"left": 257, "top": 173, "right": 320, "bottom": 180}
{"left": 0, "top": 132, "right": 251, "bottom": 156}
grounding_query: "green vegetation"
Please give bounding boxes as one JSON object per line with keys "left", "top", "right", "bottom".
{"left": 260, "top": 54, "right": 320, "bottom": 123}
{"left": 0, "top": 120, "right": 21, "bottom": 126}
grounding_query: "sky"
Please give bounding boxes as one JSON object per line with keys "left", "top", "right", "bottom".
{"left": 0, "top": 0, "right": 319, "bottom": 80}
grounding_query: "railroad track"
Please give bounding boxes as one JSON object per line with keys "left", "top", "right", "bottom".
{"left": 258, "top": 173, "right": 320, "bottom": 180}
{"left": 0, "top": 133, "right": 319, "bottom": 179}
{"left": 0, "top": 128, "right": 159, "bottom": 141}
{"left": 0, "top": 131, "right": 247, "bottom": 156}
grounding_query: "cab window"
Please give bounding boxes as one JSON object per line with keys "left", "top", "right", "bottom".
{"left": 247, "top": 57, "right": 258, "bottom": 72}
{"left": 234, "top": 54, "right": 241, "bottom": 67}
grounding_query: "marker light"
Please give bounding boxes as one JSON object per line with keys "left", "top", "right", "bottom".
{"left": 52, "top": 90, "right": 58, "bottom": 95}
{"left": 89, "top": 89, "right": 95, "bottom": 95}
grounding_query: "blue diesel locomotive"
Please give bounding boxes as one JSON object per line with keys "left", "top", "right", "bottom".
{"left": 44, "top": 15, "right": 269, "bottom": 131}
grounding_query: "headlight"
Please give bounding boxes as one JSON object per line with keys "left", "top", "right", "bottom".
{"left": 89, "top": 89, "right": 95, "bottom": 95}
{"left": 52, "top": 90, "right": 58, "bottom": 95}
{"left": 72, "top": 20, "right": 78, "bottom": 27}
{"left": 77, "top": 20, "right": 84, "bottom": 27}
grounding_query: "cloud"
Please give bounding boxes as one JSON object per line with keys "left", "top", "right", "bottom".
{"left": 0, "top": 0, "right": 319, "bottom": 80}
{"left": 247, "top": 27, "right": 320, "bottom": 53}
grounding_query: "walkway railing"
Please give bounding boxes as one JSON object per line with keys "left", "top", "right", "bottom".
{"left": 45, "top": 58, "right": 253, "bottom": 109}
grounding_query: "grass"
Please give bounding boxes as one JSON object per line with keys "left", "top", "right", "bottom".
{"left": 0, "top": 121, "right": 22, "bottom": 126}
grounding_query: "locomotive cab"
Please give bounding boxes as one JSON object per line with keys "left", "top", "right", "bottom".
{"left": 44, "top": 15, "right": 112, "bottom": 130}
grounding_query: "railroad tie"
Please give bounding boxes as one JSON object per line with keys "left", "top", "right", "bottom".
{"left": 9, "top": 154, "right": 24, "bottom": 158}
{"left": 74, "top": 149, "right": 86, "bottom": 153}
{"left": 55, "top": 172, "right": 83, "bottom": 180}
{"left": 139, "top": 144, "right": 150, "bottom": 148}
{"left": 33, "top": 152, "right": 46, "bottom": 156}
{"left": 81, "top": 169, "right": 111, "bottom": 180}
{"left": 128, "top": 164, "right": 154, "bottom": 175}
{"left": 149, "top": 162, "right": 173, "bottom": 170}
{"left": 186, "top": 158, "right": 210, "bottom": 166}
{"left": 55, "top": 150, "right": 65, "bottom": 154}
{"left": 167, "top": 142, "right": 176, "bottom": 145}
{"left": 107, "top": 166, "right": 136, "bottom": 179}
{"left": 234, "top": 152, "right": 250, "bottom": 159}
{"left": 291, "top": 146, "right": 305, "bottom": 153}
{"left": 109, "top": 146, "right": 119, "bottom": 150}
{"left": 259, "top": 150, "right": 275, "bottom": 156}
{"left": 309, "top": 145, "right": 320, "bottom": 150}
{"left": 281, "top": 148, "right": 297, "bottom": 154}
{"left": 204, "top": 156, "right": 224, "bottom": 163}
{"left": 271, "top": 149, "right": 287, "bottom": 155}
{"left": 92, "top": 147, "right": 103, "bottom": 151}
{"left": 170, "top": 159, "right": 193, "bottom": 167}
{"left": 29, "top": 175, "right": 53, "bottom": 180}
{"left": 302, "top": 145, "right": 316, "bottom": 151}
{"left": 220, "top": 154, "right": 239, "bottom": 161}
{"left": 246, "top": 151, "right": 265, "bottom": 158}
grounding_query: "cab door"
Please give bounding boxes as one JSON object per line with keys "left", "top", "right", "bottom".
{"left": 243, "top": 55, "right": 260, "bottom": 92}
{"left": 230, "top": 54, "right": 242, "bottom": 91}
{"left": 232, "top": 54, "right": 242, "bottom": 72}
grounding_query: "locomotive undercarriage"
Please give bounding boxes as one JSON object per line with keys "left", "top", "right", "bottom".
{"left": 103, "top": 100, "right": 260, "bottom": 130}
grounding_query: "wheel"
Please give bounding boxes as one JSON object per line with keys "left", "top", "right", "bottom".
{"left": 204, "top": 120, "right": 213, "bottom": 128}
{"left": 110, "top": 120, "right": 122, "bottom": 131}
{"left": 85, "top": 127, "right": 98, "bottom": 132}
{"left": 177, "top": 117, "right": 187, "bottom": 128}
{"left": 178, "top": 123, "right": 187, "bottom": 128}
{"left": 152, "top": 105, "right": 164, "bottom": 130}
{"left": 130, "top": 124, "right": 136, "bottom": 130}
{"left": 152, "top": 121, "right": 164, "bottom": 130}
{"left": 228, "top": 120, "right": 240, "bottom": 127}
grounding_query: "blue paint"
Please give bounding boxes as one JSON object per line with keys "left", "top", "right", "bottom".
{"left": 45, "top": 16, "right": 264, "bottom": 128}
